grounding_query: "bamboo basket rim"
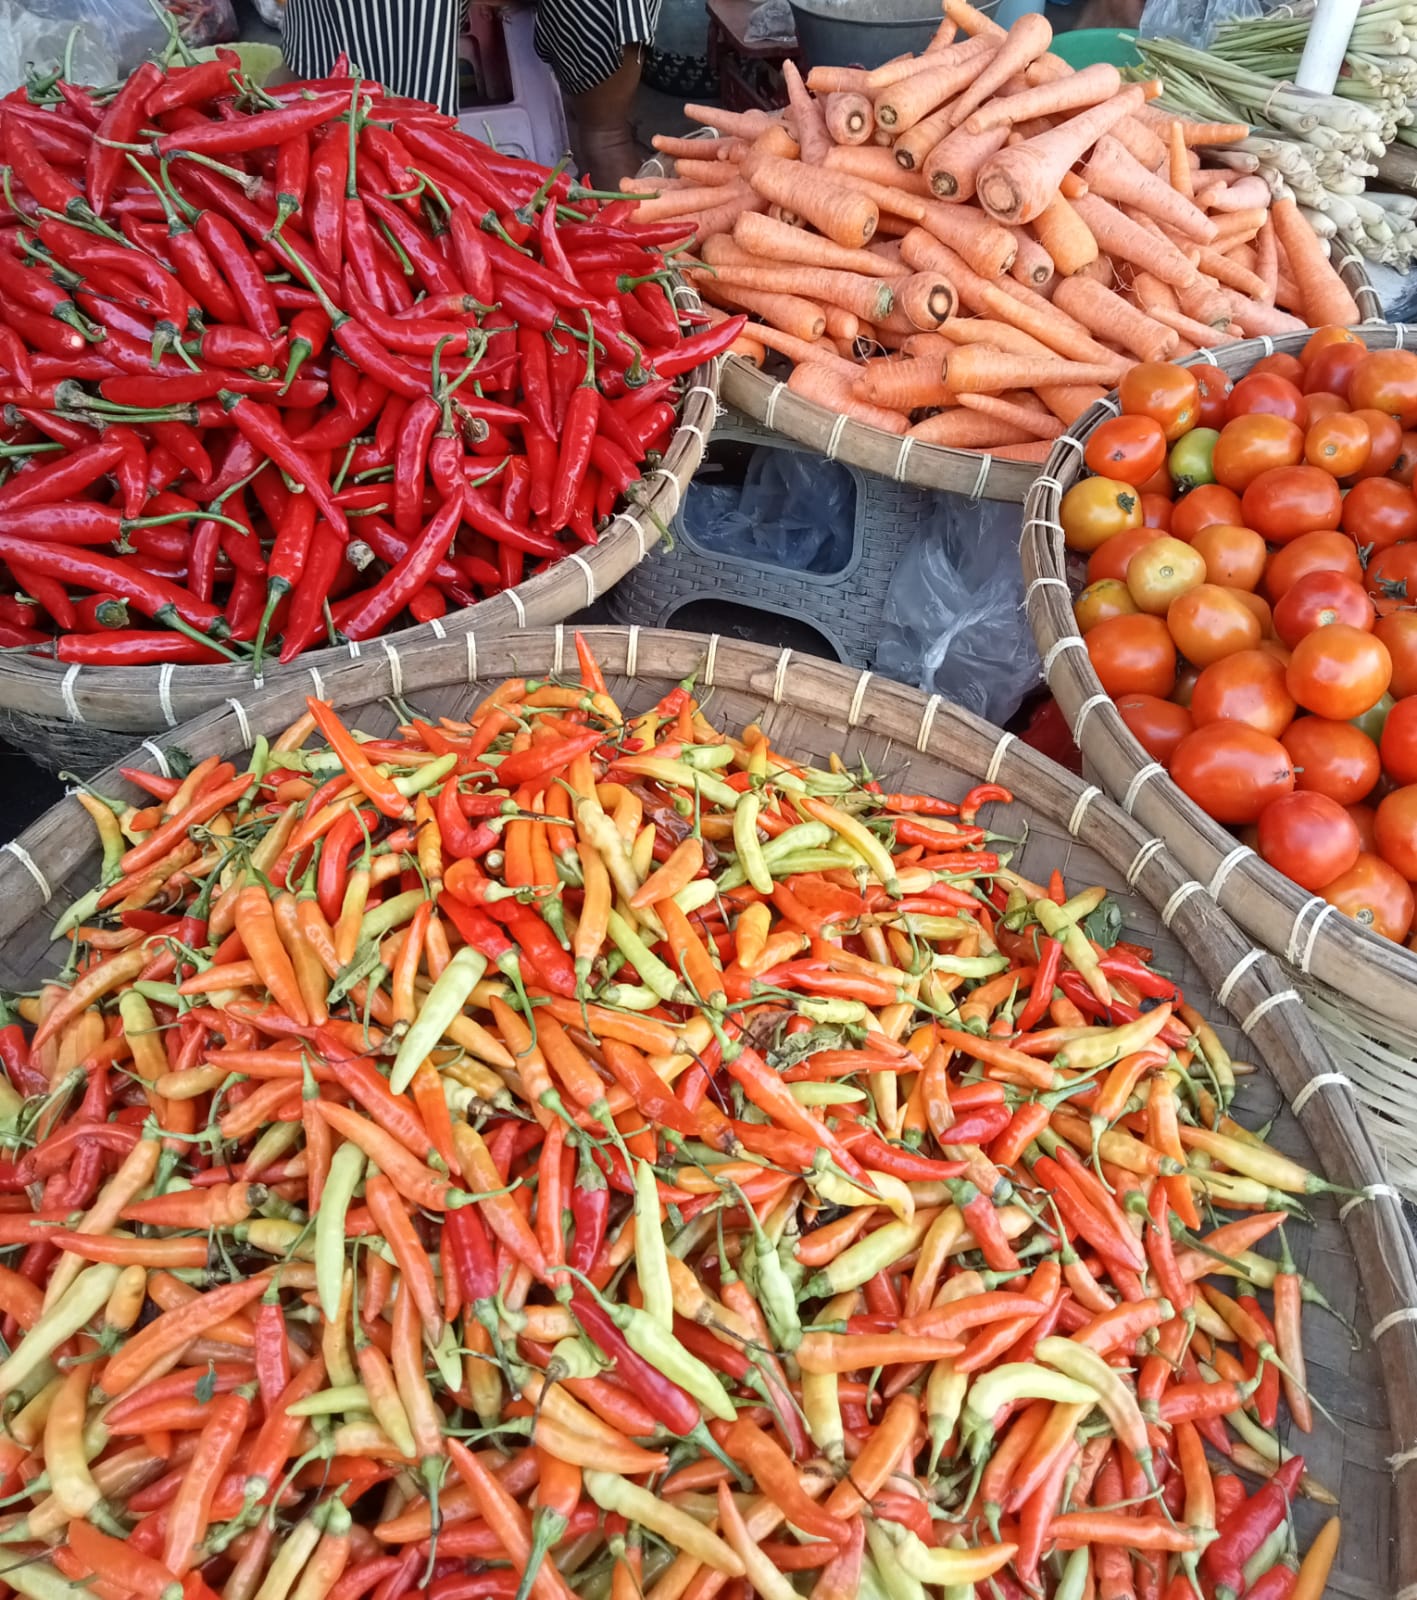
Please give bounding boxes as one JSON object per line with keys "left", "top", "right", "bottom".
{"left": 0, "top": 361, "right": 721, "bottom": 738}
{"left": 1021, "top": 325, "right": 1417, "bottom": 1051}
{"left": 0, "top": 624, "right": 1415, "bottom": 1592}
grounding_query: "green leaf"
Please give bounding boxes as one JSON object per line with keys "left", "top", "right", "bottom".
{"left": 1083, "top": 898, "right": 1123, "bottom": 950}
{"left": 328, "top": 941, "right": 383, "bottom": 1006}
{"left": 165, "top": 747, "right": 195, "bottom": 779}
{"left": 194, "top": 1364, "right": 217, "bottom": 1404}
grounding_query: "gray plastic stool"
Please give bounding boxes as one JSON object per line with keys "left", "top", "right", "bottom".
{"left": 606, "top": 415, "right": 945, "bottom": 668}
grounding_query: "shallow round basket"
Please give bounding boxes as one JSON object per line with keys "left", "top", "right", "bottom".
{"left": 0, "top": 366, "right": 719, "bottom": 779}
{"left": 1020, "top": 322, "right": 1417, "bottom": 1190}
{"left": 0, "top": 624, "right": 1415, "bottom": 1592}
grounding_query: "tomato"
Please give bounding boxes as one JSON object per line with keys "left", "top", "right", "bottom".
{"left": 1170, "top": 484, "right": 1244, "bottom": 545}
{"left": 1231, "top": 589, "right": 1274, "bottom": 637}
{"left": 1303, "top": 412, "right": 1370, "bottom": 478}
{"left": 1191, "top": 649, "right": 1296, "bottom": 738}
{"left": 1139, "top": 493, "right": 1172, "bottom": 530}
{"left": 1272, "top": 572, "right": 1375, "bottom": 649}
{"left": 1302, "top": 393, "right": 1349, "bottom": 429}
{"left": 1364, "top": 543, "right": 1417, "bottom": 606}
{"left": 1302, "top": 341, "right": 1365, "bottom": 398}
{"left": 1088, "top": 528, "right": 1158, "bottom": 586}
{"left": 1085, "top": 614, "right": 1177, "bottom": 699}
{"left": 1286, "top": 624, "right": 1393, "bottom": 721}
{"left": 1116, "top": 694, "right": 1193, "bottom": 765}
{"left": 1301, "top": 325, "right": 1361, "bottom": 366}
{"left": 1212, "top": 415, "right": 1303, "bottom": 493}
{"left": 1138, "top": 462, "right": 1173, "bottom": 498}
{"left": 1074, "top": 579, "right": 1137, "bottom": 633}
{"left": 1193, "top": 367, "right": 1233, "bottom": 429}
{"left": 1127, "top": 537, "right": 1206, "bottom": 615}
{"left": 1341, "top": 478, "right": 1417, "bottom": 554}
{"left": 1169, "top": 723, "right": 1296, "bottom": 824}
{"left": 1239, "top": 465, "right": 1342, "bottom": 547}
{"left": 1168, "top": 428, "right": 1220, "bottom": 494}
{"left": 1226, "top": 372, "right": 1304, "bottom": 427}
{"left": 1348, "top": 803, "right": 1378, "bottom": 853}
{"left": 1281, "top": 717, "right": 1380, "bottom": 805}
{"left": 1375, "top": 613, "right": 1417, "bottom": 699}
{"left": 1083, "top": 415, "right": 1167, "bottom": 486}
{"left": 1348, "top": 348, "right": 1417, "bottom": 427}
{"left": 1173, "top": 663, "right": 1200, "bottom": 707}
{"left": 1118, "top": 362, "right": 1201, "bottom": 442}
{"left": 1166, "top": 584, "right": 1262, "bottom": 667}
{"left": 1263, "top": 531, "right": 1364, "bottom": 602}
{"left": 1190, "top": 523, "right": 1266, "bottom": 591}
{"left": 1322, "top": 852, "right": 1414, "bottom": 940}
{"left": 1393, "top": 432, "right": 1417, "bottom": 486}
{"left": 1061, "top": 477, "right": 1142, "bottom": 553}
{"left": 1257, "top": 791, "right": 1362, "bottom": 891}
{"left": 1351, "top": 691, "right": 1394, "bottom": 745}
{"left": 1380, "top": 696, "right": 1417, "bottom": 787}
{"left": 1376, "top": 785, "right": 1417, "bottom": 880}
{"left": 1247, "top": 352, "right": 1305, "bottom": 385}
{"left": 1350, "top": 409, "right": 1403, "bottom": 479}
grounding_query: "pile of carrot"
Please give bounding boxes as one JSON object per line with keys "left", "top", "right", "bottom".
{"left": 0, "top": 631, "right": 1348, "bottom": 1600}
{"left": 631, "top": 0, "right": 1362, "bottom": 462}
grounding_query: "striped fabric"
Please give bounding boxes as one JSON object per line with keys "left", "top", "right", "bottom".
{"left": 283, "top": 0, "right": 463, "bottom": 113}
{"left": 533, "top": 0, "right": 663, "bottom": 95}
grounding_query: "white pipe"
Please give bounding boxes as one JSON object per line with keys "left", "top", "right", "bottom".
{"left": 1295, "top": 0, "right": 1362, "bottom": 92}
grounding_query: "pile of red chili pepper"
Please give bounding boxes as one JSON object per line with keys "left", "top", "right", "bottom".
{"left": 0, "top": 633, "right": 1344, "bottom": 1600}
{"left": 0, "top": 57, "right": 741, "bottom": 669}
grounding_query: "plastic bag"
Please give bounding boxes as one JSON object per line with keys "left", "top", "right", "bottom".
{"left": 166, "top": 0, "right": 237, "bottom": 49}
{"left": 876, "top": 498, "right": 1041, "bottom": 726}
{"left": 744, "top": 0, "right": 796, "bottom": 43}
{"left": 681, "top": 448, "right": 856, "bottom": 575}
{"left": 0, "top": 0, "right": 165, "bottom": 91}
{"left": 1139, "top": 0, "right": 1264, "bottom": 47}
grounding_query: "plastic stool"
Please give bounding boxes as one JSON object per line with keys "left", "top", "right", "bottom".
{"left": 457, "top": 4, "right": 570, "bottom": 171}
{"left": 606, "top": 414, "right": 941, "bottom": 669}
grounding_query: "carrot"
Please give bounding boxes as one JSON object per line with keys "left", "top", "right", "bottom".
{"left": 1031, "top": 193, "right": 1097, "bottom": 275}
{"left": 1195, "top": 246, "right": 1267, "bottom": 300}
{"left": 923, "top": 122, "right": 1010, "bottom": 202}
{"left": 652, "top": 134, "right": 746, "bottom": 163}
{"left": 734, "top": 213, "right": 901, "bottom": 280}
{"left": 865, "top": 32, "right": 993, "bottom": 92}
{"left": 1131, "top": 269, "right": 1179, "bottom": 312}
{"left": 742, "top": 153, "right": 879, "bottom": 248}
{"left": 1070, "top": 193, "right": 1197, "bottom": 287}
{"left": 728, "top": 334, "right": 766, "bottom": 366}
{"left": 945, "top": 14, "right": 1055, "bottom": 133}
{"left": 943, "top": 0, "right": 1007, "bottom": 39}
{"left": 1220, "top": 286, "right": 1308, "bottom": 336}
{"left": 672, "top": 159, "right": 745, "bottom": 188}
{"left": 983, "top": 278, "right": 1127, "bottom": 371}
{"left": 824, "top": 306, "right": 860, "bottom": 342}
{"left": 818, "top": 169, "right": 928, "bottom": 222}
{"left": 806, "top": 66, "right": 873, "bottom": 94}
{"left": 906, "top": 410, "right": 1033, "bottom": 447}
{"left": 630, "top": 182, "right": 752, "bottom": 223}
{"left": 787, "top": 362, "right": 909, "bottom": 433}
{"left": 920, "top": 201, "right": 1016, "bottom": 278}
{"left": 895, "top": 273, "right": 957, "bottom": 330}
{"left": 726, "top": 320, "right": 859, "bottom": 373}
{"left": 1179, "top": 121, "right": 1251, "bottom": 145}
{"left": 1175, "top": 273, "right": 1233, "bottom": 328}
{"left": 1108, "top": 116, "right": 1169, "bottom": 173}
{"left": 1085, "top": 135, "right": 1216, "bottom": 242}
{"left": 929, "top": 16, "right": 959, "bottom": 47}
{"left": 963, "top": 63, "right": 1122, "bottom": 135}
{"left": 824, "top": 91, "right": 874, "bottom": 146}
{"left": 1226, "top": 240, "right": 1259, "bottom": 270}
{"left": 1208, "top": 177, "right": 1271, "bottom": 213}
{"left": 824, "top": 146, "right": 931, "bottom": 191}
{"left": 694, "top": 280, "right": 826, "bottom": 341}
{"left": 781, "top": 60, "right": 830, "bottom": 165}
{"left": 660, "top": 191, "right": 763, "bottom": 246}
{"left": 976, "top": 86, "right": 1146, "bottom": 225}
{"left": 1254, "top": 217, "right": 1278, "bottom": 305}
{"left": 903, "top": 331, "right": 955, "bottom": 360}
{"left": 698, "top": 234, "right": 764, "bottom": 268}
{"left": 1052, "top": 274, "right": 1178, "bottom": 362}
{"left": 1143, "top": 300, "right": 1236, "bottom": 348}
{"left": 957, "top": 391, "right": 1064, "bottom": 438}
{"left": 618, "top": 176, "right": 677, "bottom": 194}
{"left": 942, "top": 346, "right": 1122, "bottom": 393}
{"left": 986, "top": 440, "right": 1053, "bottom": 461}
{"left": 684, "top": 106, "right": 782, "bottom": 139}
{"left": 1008, "top": 229, "right": 1055, "bottom": 289}
{"left": 695, "top": 262, "right": 895, "bottom": 324}
{"left": 876, "top": 42, "right": 1002, "bottom": 133}
{"left": 1208, "top": 208, "right": 1269, "bottom": 245}
{"left": 852, "top": 355, "right": 951, "bottom": 409}
{"left": 890, "top": 104, "right": 960, "bottom": 173}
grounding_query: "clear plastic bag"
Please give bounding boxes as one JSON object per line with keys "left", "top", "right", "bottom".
{"left": 166, "top": 0, "right": 238, "bottom": 49}
{"left": 876, "top": 499, "right": 1041, "bottom": 726}
{"left": 681, "top": 449, "right": 856, "bottom": 575}
{"left": 744, "top": 0, "right": 796, "bottom": 43}
{"left": 1139, "top": 0, "right": 1264, "bottom": 46}
{"left": 0, "top": 0, "right": 165, "bottom": 90}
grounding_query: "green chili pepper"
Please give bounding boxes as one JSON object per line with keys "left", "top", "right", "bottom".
{"left": 389, "top": 945, "right": 487, "bottom": 1093}
{"left": 316, "top": 1142, "right": 366, "bottom": 1321}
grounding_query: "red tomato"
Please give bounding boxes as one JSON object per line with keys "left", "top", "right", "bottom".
{"left": 1138, "top": 462, "right": 1174, "bottom": 498}
{"left": 1226, "top": 373, "right": 1304, "bottom": 426}
{"left": 1393, "top": 432, "right": 1417, "bottom": 486}
{"left": 1166, "top": 584, "right": 1262, "bottom": 667}
{"left": 1257, "top": 791, "right": 1362, "bottom": 890}
{"left": 1302, "top": 341, "right": 1366, "bottom": 398}
{"left": 1085, "top": 614, "right": 1177, "bottom": 699}
{"left": 1263, "top": 531, "right": 1364, "bottom": 603}
{"left": 1088, "top": 528, "right": 1159, "bottom": 586}
{"left": 1301, "top": 325, "right": 1362, "bottom": 366}
{"left": 1139, "top": 493, "right": 1172, "bottom": 530}
{"left": 1380, "top": 696, "right": 1417, "bottom": 786}
{"left": 1193, "top": 367, "right": 1233, "bottom": 429}
{"left": 1247, "top": 352, "right": 1305, "bottom": 385}
{"left": 1083, "top": 416, "right": 1168, "bottom": 486}
{"left": 1281, "top": 717, "right": 1380, "bottom": 806}
{"left": 1348, "top": 348, "right": 1417, "bottom": 427}
{"left": 1190, "top": 524, "right": 1266, "bottom": 591}
{"left": 1272, "top": 572, "right": 1375, "bottom": 648}
{"left": 1348, "top": 803, "right": 1378, "bottom": 853}
{"left": 1212, "top": 415, "right": 1304, "bottom": 493}
{"left": 1170, "top": 483, "right": 1244, "bottom": 545}
{"left": 1117, "top": 362, "right": 1201, "bottom": 442}
{"left": 1190, "top": 649, "right": 1296, "bottom": 739}
{"left": 1322, "top": 852, "right": 1415, "bottom": 940}
{"left": 1231, "top": 588, "right": 1275, "bottom": 638}
{"left": 1116, "top": 694, "right": 1193, "bottom": 765}
{"left": 1340, "top": 478, "right": 1417, "bottom": 551}
{"left": 1364, "top": 544, "right": 1417, "bottom": 606}
{"left": 1286, "top": 625, "right": 1393, "bottom": 721}
{"left": 1303, "top": 412, "right": 1369, "bottom": 478}
{"left": 1240, "top": 465, "right": 1343, "bottom": 546}
{"left": 1302, "top": 392, "right": 1349, "bottom": 428}
{"left": 1169, "top": 723, "right": 1296, "bottom": 824}
{"left": 1375, "top": 613, "right": 1417, "bottom": 699}
{"left": 1375, "top": 785, "right": 1417, "bottom": 879}
{"left": 1350, "top": 409, "right": 1404, "bottom": 479}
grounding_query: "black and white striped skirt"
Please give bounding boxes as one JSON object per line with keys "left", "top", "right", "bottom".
{"left": 533, "top": 0, "right": 663, "bottom": 96}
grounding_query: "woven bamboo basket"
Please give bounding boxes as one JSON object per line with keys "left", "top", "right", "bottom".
{"left": 1, "top": 624, "right": 1416, "bottom": 1594}
{"left": 0, "top": 368, "right": 720, "bottom": 779}
{"left": 1020, "top": 323, "right": 1417, "bottom": 1193}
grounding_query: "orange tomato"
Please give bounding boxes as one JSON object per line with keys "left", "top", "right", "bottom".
{"left": 1350, "top": 408, "right": 1404, "bottom": 479}
{"left": 1190, "top": 524, "right": 1266, "bottom": 591}
{"left": 1127, "top": 537, "right": 1206, "bottom": 615}
{"left": 1375, "top": 785, "right": 1417, "bottom": 881}
{"left": 1286, "top": 625, "right": 1393, "bottom": 721}
{"left": 1301, "top": 392, "right": 1349, "bottom": 428}
{"left": 1117, "top": 362, "right": 1201, "bottom": 441}
{"left": 1347, "top": 347, "right": 1417, "bottom": 428}
{"left": 1301, "top": 325, "right": 1361, "bottom": 366}
{"left": 1303, "top": 412, "right": 1370, "bottom": 478}
{"left": 1212, "top": 415, "right": 1303, "bottom": 493}
{"left": 1190, "top": 650, "right": 1295, "bottom": 739}
{"left": 1263, "top": 531, "right": 1364, "bottom": 603}
{"left": 1375, "top": 612, "right": 1417, "bottom": 699}
{"left": 1240, "top": 465, "right": 1343, "bottom": 545}
{"left": 1139, "top": 493, "right": 1172, "bottom": 530}
{"left": 1280, "top": 718, "right": 1380, "bottom": 806}
{"left": 1166, "top": 584, "right": 1263, "bottom": 667}
{"left": 1061, "top": 477, "right": 1143, "bottom": 553}
{"left": 1322, "top": 852, "right": 1414, "bottom": 941}
{"left": 1074, "top": 579, "right": 1138, "bottom": 634}
{"left": 1083, "top": 416, "right": 1168, "bottom": 487}
{"left": 1170, "top": 483, "right": 1244, "bottom": 545}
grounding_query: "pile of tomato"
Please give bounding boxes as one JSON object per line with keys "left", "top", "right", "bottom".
{"left": 1061, "top": 327, "right": 1417, "bottom": 945}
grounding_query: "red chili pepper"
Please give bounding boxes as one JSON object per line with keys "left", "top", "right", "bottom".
{"left": 194, "top": 212, "right": 281, "bottom": 339}
{"left": 341, "top": 491, "right": 462, "bottom": 641}
{"left": 279, "top": 520, "right": 346, "bottom": 663}
{"left": 156, "top": 94, "right": 349, "bottom": 159}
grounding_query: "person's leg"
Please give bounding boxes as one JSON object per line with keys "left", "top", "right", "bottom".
{"left": 568, "top": 45, "right": 646, "bottom": 187}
